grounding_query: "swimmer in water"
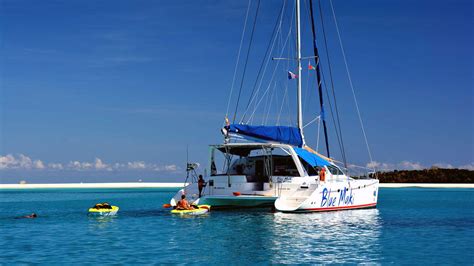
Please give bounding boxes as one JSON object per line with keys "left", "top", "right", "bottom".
{"left": 23, "top": 213, "right": 37, "bottom": 219}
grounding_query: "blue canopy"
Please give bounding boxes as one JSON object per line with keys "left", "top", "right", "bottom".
{"left": 228, "top": 124, "right": 303, "bottom": 147}
{"left": 293, "top": 147, "right": 330, "bottom": 167}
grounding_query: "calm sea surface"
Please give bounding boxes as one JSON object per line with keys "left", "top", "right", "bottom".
{"left": 1, "top": 188, "right": 473, "bottom": 264}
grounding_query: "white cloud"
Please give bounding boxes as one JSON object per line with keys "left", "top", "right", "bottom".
{"left": 18, "top": 154, "right": 33, "bottom": 169}
{"left": 34, "top": 160, "right": 45, "bottom": 169}
{"left": 0, "top": 154, "right": 45, "bottom": 170}
{"left": 48, "top": 163, "right": 64, "bottom": 170}
{"left": 0, "top": 154, "right": 16, "bottom": 169}
{"left": 164, "top": 164, "right": 177, "bottom": 171}
{"left": 125, "top": 161, "right": 179, "bottom": 172}
{"left": 365, "top": 161, "right": 394, "bottom": 171}
{"left": 94, "top": 158, "right": 112, "bottom": 171}
{"left": 459, "top": 163, "right": 474, "bottom": 171}
{"left": 127, "top": 161, "right": 146, "bottom": 169}
{"left": 153, "top": 164, "right": 179, "bottom": 172}
{"left": 398, "top": 161, "right": 424, "bottom": 170}
{"left": 67, "top": 158, "right": 114, "bottom": 171}
{"left": 366, "top": 161, "right": 378, "bottom": 169}
{"left": 68, "top": 160, "right": 95, "bottom": 170}
{"left": 432, "top": 163, "right": 454, "bottom": 169}
{"left": 366, "top": 160, "right": 474, "bottom": 172}
{"left": 113, "top": 163, "right": 125, "bottom": 169}
{"left": 49, "top": 158, "right": 180, "bottom": 172}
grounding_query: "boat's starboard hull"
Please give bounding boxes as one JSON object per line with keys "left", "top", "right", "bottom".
{"left": 275, "top": 179, "right": 379, "bottom": 212}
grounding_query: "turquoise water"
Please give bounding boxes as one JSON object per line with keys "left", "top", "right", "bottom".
{"left": 1, "top": 188, "right": 473, "bottom": 264}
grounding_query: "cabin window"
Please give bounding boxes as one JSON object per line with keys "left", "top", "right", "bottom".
{"left": 298, "top": 158, "right": 318, "bottom": 176}
{"left": 327, "top": 165, "right": 344, "bottom": 175}
{"left": 210, "top": 147, "right": 301, "bottom": 178}
{"left": 272, "top": 156, "right": 299, "bottom": 176}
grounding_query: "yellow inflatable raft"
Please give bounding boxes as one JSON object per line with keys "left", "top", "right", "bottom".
{"left": 88, "top": 203, "right": 119, "bottom": 216}
{"left": 170, "top": 205, "right": 211, "bottom": 216}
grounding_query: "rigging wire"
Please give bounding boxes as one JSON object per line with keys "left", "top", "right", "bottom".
{"left": 276, "top": 84, "right": 287, "bottom": 125}
{"left": 285, "top": 22, "right": 295, "bottom": 127}
{"left": 241, "top": 0, "right": 288, "bottom": 123}
{"left": 300, "top": 0, "right": 346, "bottom": 166}
{"left": 261, "top": 82, "right": 271, "bottom": 124}
{"left": 302, "top": 0, "right": 342, "bottom": 161}
{"left": 246, "top": 4, "right": 296, "bottom": 124}
{"left": 232, "top": 0, "right": 261, "bottom": 124}
{"left": 225, "top": 0, "right": 252, "bottom": 121}
{"left": 320, "top": 69, "right": 346, "bottom": 164}
{"left": 302, "top": 0, "right": 315, "bottom": 117}
{"left": 276, "top": 25, "right": 287, "bottom": 126}
{"left": 317, "top": 0, "right": 347, "bottom": 167}
{"left": 263, "top": 82, "right": 276, "bottom": 125}
{"left": 303, "top": 61, "right": 313, "bottom": 117}
{"left": 308, "top": 0, "right": 331, "bottom": 157}
{"left": 272, "top": 83, "right": 280, "bottom": 125}
{"left": 274, "top": 2, "right": 295, "bottom": 127}
{"left": 329, "top": 0, "right": 374, "bottom": 165}
{"left": 316, "top": 115, "right": 321, "bottom": 151}
{"left": 247, "top": 79, "right": 275, "bottom": 122}
{"left": 246, "top": 25, "right": 295, "bottom": 124}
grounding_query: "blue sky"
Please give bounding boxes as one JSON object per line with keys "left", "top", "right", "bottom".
{"left": 1, "top": 0, "right": 472, "bottom": 183}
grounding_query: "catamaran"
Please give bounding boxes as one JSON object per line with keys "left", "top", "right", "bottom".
{"left": 170, "top": 0, "right": 379, "bottom": 212}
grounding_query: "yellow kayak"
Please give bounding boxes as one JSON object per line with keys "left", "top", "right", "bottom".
{"left": 88, "top": 206, "right": 119, "bottom": 216}
{"left": 171, "top": 205, "right": 211, "bottom": 215}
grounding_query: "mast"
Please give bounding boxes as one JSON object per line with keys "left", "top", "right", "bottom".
{"left": 309, "top": 0, "right": 330, "bottom": 157}
{"left": 295, "top": 0, "right": 304, "bottom": 145}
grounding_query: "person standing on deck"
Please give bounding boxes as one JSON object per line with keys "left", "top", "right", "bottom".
{"left": 198, "top": 175, "right": 206, "bottom": 198}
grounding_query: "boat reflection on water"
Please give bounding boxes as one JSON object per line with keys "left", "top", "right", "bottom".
{"left": 270, "top": 209, "right": 382, "bottom": 264}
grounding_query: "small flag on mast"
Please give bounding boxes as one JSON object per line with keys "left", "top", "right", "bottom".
{"left": 288, "top": 71, "right": 298, "bottom": 80}
{"left": 308, "top": 61, "right": 315, "bottom": 70}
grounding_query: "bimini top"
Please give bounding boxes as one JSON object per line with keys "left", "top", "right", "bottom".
{"left": 293, "top": 147, "right": 330, "bottom": 167}
{"left": 228, "top": 124, "right": 303, "bottom": 147}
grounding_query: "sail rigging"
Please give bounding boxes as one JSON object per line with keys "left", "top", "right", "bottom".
{"left": 171, "top": 0, "right": 380, "bottom": 212}
{"left": 223, "top": 0, "right": 375, "bottom": 171}
{"left": 308, "top": 0, "right": 330, "bottom": 158}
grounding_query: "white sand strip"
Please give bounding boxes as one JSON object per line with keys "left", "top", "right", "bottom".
{"left": 379, "top": 183, "right": 474, "bottom": 188}
{"left": 0, "top": 182, "right": 188, "bottom": 189}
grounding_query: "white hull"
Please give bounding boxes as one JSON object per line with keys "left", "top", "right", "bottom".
{"left": 170, "top": 143, "right": 379, "bottom": 212}
{"left": 171, "top": 176, "right": 379, "bottom": 212}
{"left": 275, "top": 179, "right": 378, "bottom": 212}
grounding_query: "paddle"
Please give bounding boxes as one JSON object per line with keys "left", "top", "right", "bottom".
{"left": 162, "top": 204, "right": 172, "bottom": 208}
